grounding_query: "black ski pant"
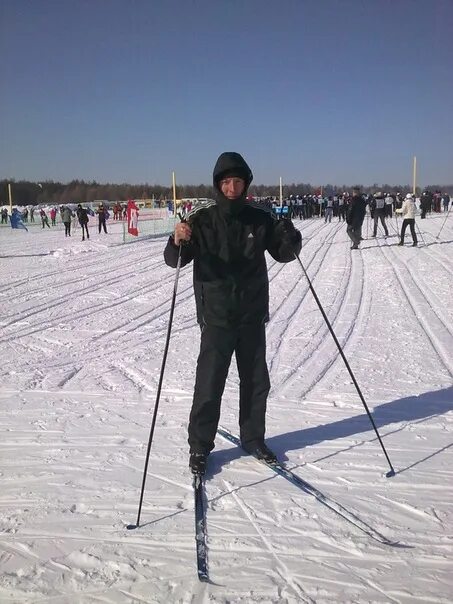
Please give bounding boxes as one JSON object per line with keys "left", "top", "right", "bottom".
{"left": 64, "top": 221, "right": 71, "bottom": 236}
{"left": 347, "top": 224, "right": 361, "bottom": 246}
{"left": 98, "top": 218, "right": 107, "bottom": 233}
{"left": 400, "top": 219, "right": 417, "bottom": 244}
{"left": 373, "top": 211, "right": 388, "bottom": 236}
{"left": 80, "top": 223, "right": 89, "bottom": 240}
{"left": 189, "top": 323, "right": 270, "bottom": 454}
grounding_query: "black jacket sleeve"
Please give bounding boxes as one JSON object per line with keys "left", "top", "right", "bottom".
{"left": 346, "top": 201, "right": 353, "bottom": 224}
{"left": 266, "top": 218, "right": 302, "bottom": 262}
{"left": 163, "top": 235, "right": 195, "bottom": 268}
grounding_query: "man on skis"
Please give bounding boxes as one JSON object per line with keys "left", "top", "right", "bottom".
{"left": 164, "top": 152, "right": 302, "bottom": 475}
{"left": 371, "top": 192, "right": 389, "bottom": 238}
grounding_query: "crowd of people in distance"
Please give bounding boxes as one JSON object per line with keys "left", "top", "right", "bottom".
{"left": 37, "top": 204, "right": 109, "bottom": 238}
{"left": 253, "top": 189, "right": 450, "bottom": 250}
{"left": 257, "top": 189, "right": 450, "bottom": 222}
{"left": 1, "top": 203, "right": 113, "bottom": 240}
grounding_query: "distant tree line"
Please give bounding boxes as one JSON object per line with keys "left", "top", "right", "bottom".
{"left": 1, "top": 179, "right": 452, "bottom": 206}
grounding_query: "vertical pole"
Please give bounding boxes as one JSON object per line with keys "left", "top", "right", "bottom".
{"left": 8, "top": 183, "right": 13, "bottom": 213}
{"left": 412, "top": 156, "right": 417, "bottom": 196}
{"left": 172, "top": 171, "right": 177, "bottom": 217}
{"left": 279, "top": 177, "right": 283, "bottom": 207}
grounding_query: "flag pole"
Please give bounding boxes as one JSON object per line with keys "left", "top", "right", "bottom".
{"left": 412, "top": 156, "right": 417, "bottom": 196}
{"left": 279, "top": 177, "right": 283, "bottom": 208}
{"left": 172, "top": 171, "right": 177, "bottom": 217}
{"left": 8, "top": 183, "right": 13, "bottom": 213}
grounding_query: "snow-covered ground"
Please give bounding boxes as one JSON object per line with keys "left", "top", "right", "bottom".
{"left": 1, "top": 212, "right": 452, "bottom": 603}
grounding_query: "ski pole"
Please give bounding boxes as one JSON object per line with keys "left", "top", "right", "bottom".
{"left": 390, "top": 220, "right": 399, "bottom": 238}
{"left": 435, "top": 204, "right": 452, "bottom": 239}
{"left": 415, "top": 222, "right": 426, "bottom": 246}
{"left": 384, "top": 218, "right": 398, "bottom": 237}
{"left": 294, "top": 253, "right": 396, "bottom": 477}
{"left": 127, "top": 242, "right": 184, "bottom": 529}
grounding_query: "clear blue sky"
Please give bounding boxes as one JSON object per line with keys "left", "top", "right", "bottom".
{"left": 1, "top": 0, "right": 452, "bottom": 186}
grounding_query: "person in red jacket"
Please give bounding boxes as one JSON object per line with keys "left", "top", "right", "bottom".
{"left": 40, "top": 208, "right": 51, "bottom": 228}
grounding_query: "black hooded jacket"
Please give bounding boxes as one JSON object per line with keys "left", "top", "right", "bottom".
{"left": 77, "top": 207, "right": 89, "bottom": 224}
{"left": 164, "top": 152, "right": 302, "bottom": 328}
{"left": 346, "top": 194, "right": 367, "bottom": 227}
{"left": 420, "top": 191, "right": 433, "bottom": 211}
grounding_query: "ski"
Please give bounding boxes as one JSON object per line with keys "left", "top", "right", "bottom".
{"left": 218, "top": 426, "right": 408, "bottom": 548}
{"left": 193, "top": 473, "right": 209, "bottom": 581}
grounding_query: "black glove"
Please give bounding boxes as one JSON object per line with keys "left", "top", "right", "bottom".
{"left": 275, "top": 217, "right": 294, "bottom": 231}
{"left": 275, "top": 218, "right": 299, "bottom": 242}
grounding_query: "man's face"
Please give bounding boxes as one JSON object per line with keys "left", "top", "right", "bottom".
{"left": 220, "top": 177, "right": 246, "bottom": 200}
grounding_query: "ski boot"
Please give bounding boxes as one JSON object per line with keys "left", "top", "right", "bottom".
{"left": 242, "top": 441, "right": 278, "bottom": 464}
{"left": 189, "top": 452, "right": 208, "bottom": 475}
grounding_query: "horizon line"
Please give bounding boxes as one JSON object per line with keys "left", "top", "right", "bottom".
{"left": 2, "top": 178, "right": 451, "bottom": 189}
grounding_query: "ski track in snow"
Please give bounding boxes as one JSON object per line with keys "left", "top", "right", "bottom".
{"left": 376, "top": 239, "right": 453, "bottom": 376}
{"left": 0, "top": 214, "right": 452, "bottom": 603}
{"left": 223, "top": 479, "right": 315, "bottom": 603}
{"left": 269, "top": 219, "right": 363, "bottom": 400}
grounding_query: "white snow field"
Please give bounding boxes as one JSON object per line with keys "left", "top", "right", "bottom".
{"left": 0, "top": 212, "right": 452, "bottom": 603}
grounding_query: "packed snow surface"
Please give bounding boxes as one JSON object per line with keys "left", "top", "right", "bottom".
{"left": 0, "top": 214, "right": 452, "bottom": 603}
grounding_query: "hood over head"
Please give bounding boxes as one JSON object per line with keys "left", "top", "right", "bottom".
{"left": 213, "top": 152, "right": 253, "bottom": 190}
{"left": 212, "top": 152, "right": 253, "bottom": 216}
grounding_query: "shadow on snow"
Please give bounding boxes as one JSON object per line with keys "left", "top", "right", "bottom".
{"left": 208, "top": 385, "right": 453, "bottom": 478}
